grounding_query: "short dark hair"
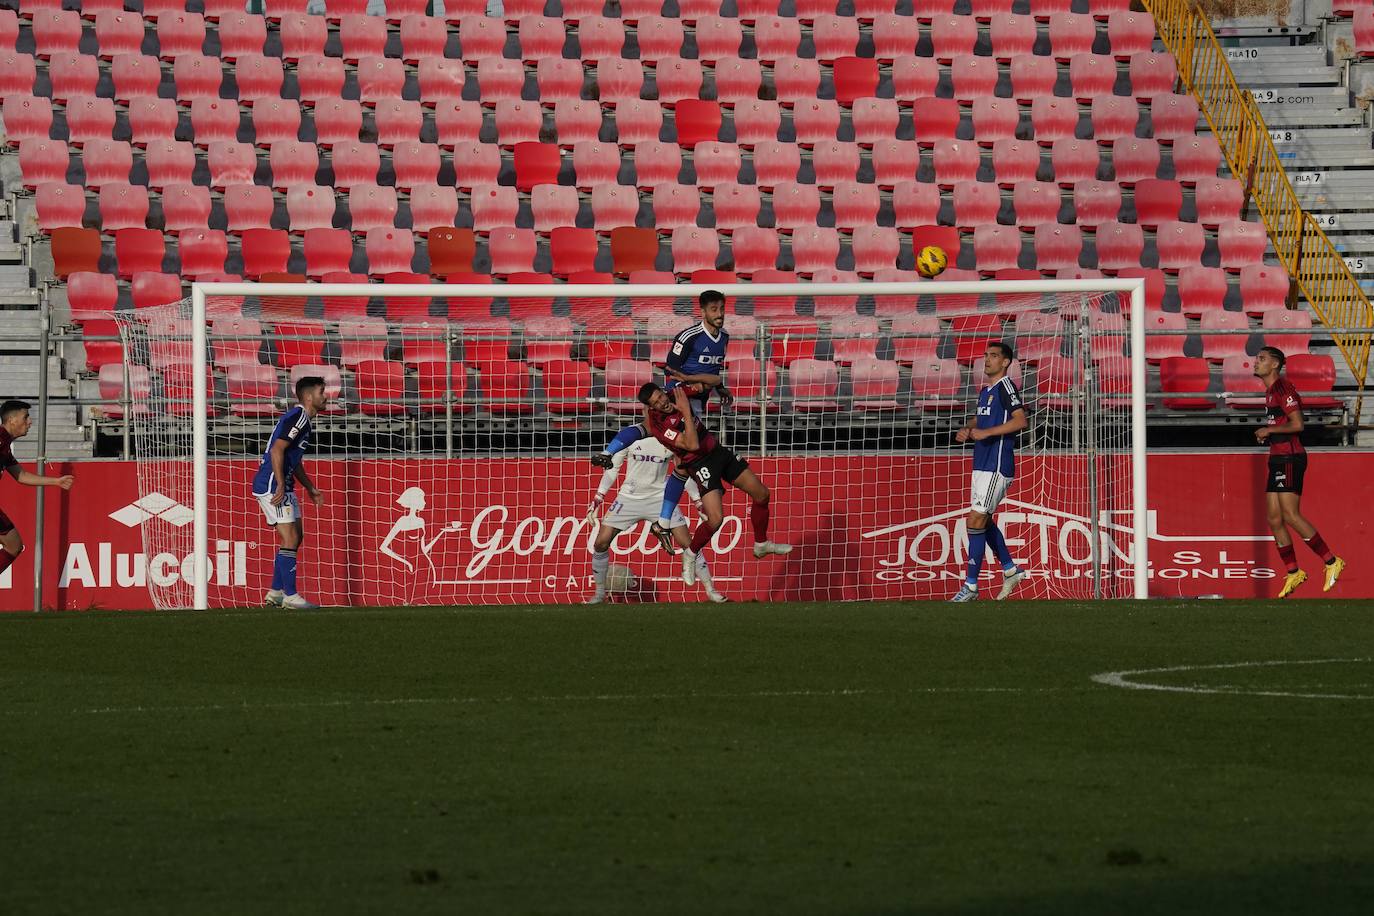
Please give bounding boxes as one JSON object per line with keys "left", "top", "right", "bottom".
{"left": 0, "top": 400, "right": 30, "bottom": 422}
{"left": 637, "top": 381, "right": 661, "bottom": 406}
{"left": 295, "top": 376, "right": 326, "bottom": 400}
{"left": 699, "top": 289, "right": 725, "bottom": 309}
{"left": 1259, "top": 345, "right": 1286, "bottom": 370}
{"left": 989, "top": 341, "right": 1015, "bottom": 361}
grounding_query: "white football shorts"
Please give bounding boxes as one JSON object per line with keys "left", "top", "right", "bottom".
{"left": 255, "top": 491, "right": 300, "bottom": 526}
{"left": 602, "top": 494, "right": 687, "bottom": 531}
{"left": 970, "top": 470, "right": 1012, "bottom": 515}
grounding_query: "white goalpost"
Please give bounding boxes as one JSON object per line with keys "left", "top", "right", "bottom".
{"left": 118, "top": 278, "right": 1148, "bottom": 610}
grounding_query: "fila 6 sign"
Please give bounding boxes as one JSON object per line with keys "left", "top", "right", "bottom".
{"left": 0, "top": 453, "right": 1369, "bottom": 610}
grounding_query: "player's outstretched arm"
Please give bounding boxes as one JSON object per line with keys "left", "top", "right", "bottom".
{"left": 6, "top": 465, "right": 74, "bottom": 490}
{"left": 592, "top": 424, "right": 646, "bottom": 468}
{"left": 664, "top": 366, "right": 724, "bottom": 389}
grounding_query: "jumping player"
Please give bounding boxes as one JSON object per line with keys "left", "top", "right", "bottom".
{"left": 593, "top": 382, "right": 791, "bottom": 585}
{"left": 653, "top": 290, "right": 736, "bottom": 538}
{"left": 950, "top": 343, "right": 1030, "bottom": 602}
{"left": 1253, "top": 346, "right": 1344, "bottom": 597}
{"left": 252, "top": 376, "right": 328, "bottom": 609}
{"left": 0, "top": 400, "right": 74, "bottom": 578}
{"left": 585, "top": 436, "right": 726, "bottom": 604}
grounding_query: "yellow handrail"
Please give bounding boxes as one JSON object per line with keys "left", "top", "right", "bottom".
{"left": 1144, "top": 0, "right": 1372, "bottom": 388}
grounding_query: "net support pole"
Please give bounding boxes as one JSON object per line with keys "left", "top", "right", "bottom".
{"left": 191, "top": 286, "right": 210, "bottom": 611}
{"left": 31, "top": 294, "right": 51, "bottom": 613}
{"left": 1128, "top": 281, "right": 1149, "bottom": 599}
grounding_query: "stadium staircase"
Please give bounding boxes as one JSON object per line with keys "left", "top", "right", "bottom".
{"left": 0, "top": 0, "right": 1366, "bottom": 458}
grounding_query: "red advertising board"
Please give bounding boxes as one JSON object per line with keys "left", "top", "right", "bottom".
{"left": 0, "top": 452, "right": 1368, "bottom": 610}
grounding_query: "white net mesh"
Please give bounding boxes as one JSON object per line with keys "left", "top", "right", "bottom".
{"left": 117, "top": 282, "right": 1140, "bottom": 609}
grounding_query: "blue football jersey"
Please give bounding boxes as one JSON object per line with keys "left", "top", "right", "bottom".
{"left": 251, "top": 405, "right": 312, "bottom": 494}
{"left": 972, "top": 376, "right": 1025, "bottom": 477}
{"left": 665, "top": 323, "right": 729, "bottom": 406}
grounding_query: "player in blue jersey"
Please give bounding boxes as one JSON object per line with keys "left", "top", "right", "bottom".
{"left": 252, "top": 375, "right": 328, "bottom": 609}
{"left": 950, "top": 343, "right": 1030, "bottom": 602}
{"left": 650, "top": 290, "right": 736, "bottom": 551}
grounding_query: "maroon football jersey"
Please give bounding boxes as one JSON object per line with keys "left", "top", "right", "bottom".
{"left": 1264, "top": 376, "right": 1305, "bottom": 457}
{"left": 0, "top": 429, "right": 17, "bottom": 474}
{"left": 643, "top": 407, "right": 718, "bottom": 463}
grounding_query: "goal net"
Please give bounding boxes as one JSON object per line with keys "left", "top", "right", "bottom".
{"left": 116, "top": 279, "right": 1147, "bottom": 610}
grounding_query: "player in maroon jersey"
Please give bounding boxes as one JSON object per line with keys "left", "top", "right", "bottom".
{"left": 592, "top": 382, "right": 790, "bottom": 587}
{"left": 0, "top": 400, "right": 75, "bottom": 580}
{"left": 1253, "top": 347, "right": 1344, "bottom": 597}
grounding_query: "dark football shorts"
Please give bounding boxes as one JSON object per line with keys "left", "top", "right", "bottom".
{"left": 1266, "top": 454, "right": 1307, "bottom": 494}
{"left": 681, "top": 446, "right": 750, "bottom": 495}
{"left": 0, "top": 509, "right": 14, "bottom": 536}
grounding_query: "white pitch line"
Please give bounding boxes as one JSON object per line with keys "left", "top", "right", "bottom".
{"left": 1, "top": 685, "right": 1072, "bottom": 717}
{"left": 1091, "top": 658, "right": 1374, "bottom": 700}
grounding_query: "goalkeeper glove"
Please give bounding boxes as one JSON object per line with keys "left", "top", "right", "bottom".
{"left": 591, "top": 453, "right": 614, "bottom": 469}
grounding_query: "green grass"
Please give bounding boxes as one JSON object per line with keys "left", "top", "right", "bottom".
{"left": 3, "top": 601, "right": 1374, "bottom": 916}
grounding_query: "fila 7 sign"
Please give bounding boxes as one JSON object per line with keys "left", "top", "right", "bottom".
{"left": 0, "top": 453, "right": 1370, "bottom": 609}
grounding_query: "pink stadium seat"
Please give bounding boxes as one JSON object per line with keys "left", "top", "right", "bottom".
{"left": 593, "top": 57, "right": 642, "bottom": 102}
{"left": 131, "top": 271, "right": 183, "bottom": 310}
{"left": 773, "top": 57, "right": 822, "bottom": 105}
{"left": 468, "top": 183, "right": 519, "bottom": 231}
{"left": 1009, "top": 54, "right": 1057, "bottom": 106}
{"left": 912, "top": 97, "right": 961, "bottom": 147}
{"left": 1132, "top": 177, "right": 1182, "bottom": 227}
{"left": 31, "top": 9, "right": 80, "bottom": 58}
{"left": 494, "top": 100, "right": 543, "bottom": 146}
{"left": 790, "top": 226, "right": 841, "bottom": 273}
{"left": 1177, "top": 265, "right": 1226, "bottom": 318}
{"left": 278, "top": 13, "right": 327, "bottom": 60}
{"left": 48, "top": 52, "right": 99, "bottom": 103}
{"left": 1013, "top": 309, "right": 1062, "bottom": 363}
{"left": 931, "top": 14, "right": 977, "bottom": 63}
{"left": 128, "top": 97, "right": 179, "bottom": 148}
{"left": 713, "top": 56, "right": 762, "bottom": 105}
{"left": 933, "top": 139, "right": 978, "bottom": 189}
{"left": 161, "top": 183, "right": 211, "bottom": 234}
{"left": 207, "top": 141, "right": 256, "bottom": 191}
{"left": 1287, "top": 354, "right": 1339, "bottom": 408}
{"left": 411, "top": 185, "right": 461, "bottom": 234}
{"left": 1047, "top": 138, "right": 1095, "bottom": 187}
{"left": 1108, "top": 10, "right": 1156, "bottom": 59}
{"left": 890, "top": 54, "right": 939, "bottom": 100}
{"left": 550, "top": 227, "right": 599, "bottom": 274}
{"left": 283, "top": 181, "right": 337, "bottom": 232}
{"left": 519, "top": 15, "right": 565, "bottom": 61}
{"left": 390, "top": 142, "right": 441, "bottom": 192}
{"left": 65, "top": 95, "right": 115, "bottom": 147}
{"left": 538, "top": 59, "right": 585, "bottom": 104}
{"left": 68, "top": 271, "right": 118, "bottom": 322}
{"left": 572, "top": 142, "right": 620, "bottom": 191}
{"left": 156, "top": 9, "right": 205, "bottom": 57}
{"left": 337, "top": 318, "right": 389, "bottom": 368}
{"left": 1150, "top": 93, "right": 1200, "bottom": 143}
{"left": 579, "top": 17, "right": 625, "bottom": 58}
{"left": 554, "top": 100, "right": 603, "bottom": 145}
{"left": 1072, "top": 180, "right": 1122, "bottom": 227}
{"left": 219, "top": 12, "right": 267, "bottom": 60}
{"left": 1048, "top": 12, "right": 1094, "bottom": 61}
{"left": 1143, "top": 309, "right": 1187, "bottom": 362}
{"left": 1218, "top": 220, "right": 1267, "bottom": 272}
{"left": 754, "top": 15, "right": 801, "bottom": 62}
{"left": 173, "top": 53, "right": 222, "bottom": 102}
{"left": 868, "top": 139, "right": 918, "bottom": 188}
{"left": 730, "top": 226, "right": 781, "bottom": 273}
{"left": 19, "top": 139, "right": 68, "bottom": 189}
{"left": 458, "top": 15, "right": 505, "bottom": 62}
{"left": 870, "top": 14, "right": 919, "bottom": 60}
{"left": 447, "top": 132, "right": 501, "bottom": 182}
{"left": 638, "top": 16, "right": 685, "bottom": 62}
{"left": 1069, "top": 53, "right": 1115, "bottom": 103}
{"left": 222, "top": 184, "right": 274, "bottom": 233}
{"left": 1116, "top": 266, "right": 1165, "bottom": 315}
{"left": 652, "top": 183, "right": 700, "bottom": 229}
{"left": 375, "top": 100, "right": 424, "bottom": 148}
{"left": 850, "top": 226, "right": 900, "bottom": 274}
{"left": 670, "top": 227, "right": 719, "bottom": 272}
{"left": 714, "top": 182, "right": 762, "bottom": 230}
{"left": 990, "top": 14, "right": 1036, "bottom": 62}
{"left": 357, "top": 56, "right": 406, "bottom": 105}
{"left": 1220, "top": 354, "right": 1266, "bottom": 408}
{"left": 221, "top": 363, "right": 276, "bottom": 416}
{"left": 395, "top": 14, "right": 445, "bottom": 63}
{"left": 788, "top": 358, "right": 840, "bottom": 412}
{"left": 96, "top": 182, "right": 149, "bottom": 232}
{"left": 339, "top": 14, "right": 386, "bottom": 62}
{"left": 973, "top": 225, "right": 1021, "bottom": 273}
{"left": 296, "top": 55, "right": 345, "bottom": 104}
{"left": 1155, "top": 220, "right": 1205, "bottom": 272}
{"left": 892, "top": 182, "right": 941, "bottom": 229}
{"left": 849, "top": 98, "right": 900, "bottom": 146}
{"left": 486, "top": 227, "right": 536, "bottom": 274}
{"left": 34, "top": 182, "right": 85, "bottom": 232}
{"left": 270, "top": 141, "right": 320, "bottom": 190}
{"left": 1029, "top": 98, "right": 1077, "bottom": 147}
{"left": 952, "top": 55, "right": 998, "bottom": 105}
{"left": 332, "top": 141, "right": 381, "bottom": 190}
{"left": 814, "top": 141, "right": 861, "bottom": 187}
{"left": 252, "top": 99, "right": 302, "bottom": 145}
{"left": 84, "top": 141, "right": 140, "bottom": 196}
{"left": 1032, "top": 223, "right": 1083, "bottom": 271}
{"left": 732, "top": 99, "right": 781, "bottom": 147}
{"left": 831, "top": 181, "right": 880, "bottom": 229}
{"left": 972, "top": 97, "right": 1019, "bottom": 146}
{"left": 694, "top": 141, "right": 742, "bottom": 189}
{"left": 1357, "top": 6, "right": 1374, "bottom": 55}
{"left": 991, "top": 139, "right": 1040, "bottom": 189}
{"left": 1194, "top": 177, "right": 1244, "bottom": 228}
{"left": 416, "top": 59, "right": 465, "bottom": 108}
{"left": 1111, "top": 137, "right": 1160, "bottom": 186}
{"left": 95, "top": 11, "right": 143, "bottom": 58}
{"left": 189, "top": 98, "right": 239, "bottom": 147}
{"left": 348, "top": 184, "right": 399, "bottom": 232}
{"left": 143, "top": 139, "right": 195, "bottom": 190}
{"left": 583, "top": 316, "right": 633, "bottom": 365}
{"left": 633, "top": 141, "right": 683, "bottom": 190}
{"left": 112, "top": 54, "right": 164, "bottom": 107}
{"left": 1012, "top": 181, "right": 1060, "bottom": 229}
{"left": 1241, "top": 264, "right": 1290, "bottom": 317}
{"left": 696, "top": 17, "right": 743, "bottom": 62}
{"left": 743, "top": 140, "right": 797, "bottom": 189}
{"left": 365, "top": 228, "right": 418, "bottom": 276}
{"left": 1129, "top": 52, "right": 1178, "bottom": 101}
{"left": 605, "top": 358, "right": 652, "bottom": 414}
{"left": 478, "top": 58, "right": 525, "bottom": 104}
{"left": 1091, "top": 96, "right": 1139, "bottom": 143}
{"left": 813, "top": 16, "right": 859, "bottom": 61}
{"left": 591, "top": 184, "right": 641, "bottom": 230}
{"left": 953, "top": 180, "right": 1000, "bottom": 229}
{"left": 1200, "top": 309, "right": 1248, "bottom": 362}
{"left": 177, "top": 229, "right": 230, "bottom": 278}
{"left": 722, "top": 357, "right": 779, "bottom": 412}
{"left": 772, "top": 181, "right": 821, "bottom": 230}
{"left": 1262, "top": 308, "right": 1311, "bottom": 353}
{"left": 1094, "top": 221, "right": 1144, "bottom": 272}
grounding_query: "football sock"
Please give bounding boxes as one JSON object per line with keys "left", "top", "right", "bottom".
{"left": 965, "top": 527, "right": 987, "bottom": 587}
{"left": 591, "top": 549, "right": 609, "bottom": 590}
{"left": 0, "top": 546, "right": 19, "bottom": 576}
{"left": 1275, "top": 541, "right": 1298, "bottom": 574}
{"left": 1303, "top": 532, "right": 1335, "bottom": 564}
{"left": 751, "top": 499, "right": 770, "bottom": 542}
{"left": 690, "top": 520, "right": 718, "bottom": 554}
{"left": 270, "top": 552, "right": 283, "bottom": 591}
{"left": 985, "top": 521, "right": 1015, "bottom": 571}
{"left": 603, "top": 426, "right": 642, "bottom": 457}
{"left": 275, "top": 549, "right": 298, "bottom": 596}
{"left": 694, "top": 551, "right": 709, "bottom": 576}
{"left": 658, "top": 474, "right": 686, "bottom": 527}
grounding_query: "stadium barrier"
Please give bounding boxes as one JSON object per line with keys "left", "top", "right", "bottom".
{"left": 1145, "top": 0, "right": 1374, "bottom": 390}
{"left": 2, "top": 451, "right": 1370, "bottom": 610}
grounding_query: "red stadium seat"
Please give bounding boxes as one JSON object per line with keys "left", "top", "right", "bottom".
{"left": 50, "top": 227, "right": 101, "bottom": 278}
{"left": 909, "top": 357, "right": 964, "bottom": 409}
{"left": 302, "top": 229, "right": 354, "bottom": 277}
{"left": 1287, "top": 354, "right": 1340, "bottom": 408}
{"left": 549, "top": 227, "right": 599, "bottom": 275}
{"left": 426, "top": 228, "right": 477, "bottom": 277}
{"left": 1131, "top": 177, "right": 1182, "bottom": 228}
{"left": 832, "top": 56, "right": 878, "bottom": 104}
{"left": 179, "top": 229, "right": 230, "bottom": 278}
{"left": 240, "top": 228, "right": 292, "bottom": 278}
{"left": 95, "top": 182, "right": 147, "bottom": 232}
{"left": 131, "top": 271, "right": 184, "bottom": 311}
{"left": 115, "top": 228, "right": 166, "bottom": 277}
{"left": 611, "top": 228, "right": 660, "bottom": 274}
{"left": 1240, "top": 264, "right": 1290, "bottom": 317}
{"left": 912, "top": 98, "right": 961, "bottom": 147}
{"left": 353, "top": 360, "right": 409, "bottom": 417}
{"left": 788, "top": 358, "right": 840, "bottom": 411}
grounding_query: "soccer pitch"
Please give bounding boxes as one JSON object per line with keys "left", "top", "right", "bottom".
{"left": 3, "top": 601, "right": 1373, "bottom": 916}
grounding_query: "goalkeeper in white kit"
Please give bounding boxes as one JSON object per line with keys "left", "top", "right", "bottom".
{"left": 586, "top": 437, "right": 727, "bottom": 604}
